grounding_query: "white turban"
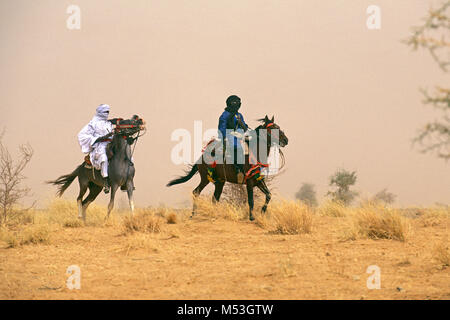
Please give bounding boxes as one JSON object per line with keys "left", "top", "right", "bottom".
{"left": 95, "top": 104, "right": 110, "bottom": 120}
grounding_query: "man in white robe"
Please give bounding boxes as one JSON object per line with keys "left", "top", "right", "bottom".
{"left": 78, "top": 104, "right": 114, "bottom": 193}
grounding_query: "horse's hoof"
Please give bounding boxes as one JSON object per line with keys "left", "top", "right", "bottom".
{"left": 249, "top": 215, "right": 255, "bottom": 221}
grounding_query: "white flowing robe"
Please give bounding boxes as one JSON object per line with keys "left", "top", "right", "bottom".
{"left": 77, "top": 105, "right": 113, "bottom": 174}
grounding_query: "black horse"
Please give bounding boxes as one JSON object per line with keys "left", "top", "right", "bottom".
{"left": 167, "top": 115, "right": 288, "bottom": 221}
{"left": 48, "top": 118, "right": 145, "bottom": 221}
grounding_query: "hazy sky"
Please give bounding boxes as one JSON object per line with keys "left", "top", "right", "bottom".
{"left": 0, "top": 0, "right": 448, "bottom": 208}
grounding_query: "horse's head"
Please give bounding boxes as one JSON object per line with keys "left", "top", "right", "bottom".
{"left": 115, "top": 115, "right": 146, "bottom": 138}
{"left": 257, "top": 115, "right": 289, "bottom": 147}
{"left": 110, "top": 116, "right": 146, "bottom": 153}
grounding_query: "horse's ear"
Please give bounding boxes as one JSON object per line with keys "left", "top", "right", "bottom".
{"left": 271, "top": 115, "right": 274, "bottom": 122}
{"left": 264, "top": 115, "right": 269, "bottom": 122}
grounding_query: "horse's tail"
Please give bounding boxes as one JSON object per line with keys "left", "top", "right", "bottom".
{"left": 47, "top": 163, "right": 84, "bottom": 197}
{"left": 166, "top": 164, "right": 199, "bottom": 187}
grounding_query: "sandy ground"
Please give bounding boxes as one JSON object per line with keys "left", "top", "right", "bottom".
{"left": 0, "top": 212, "right": 448, "bottom": 300}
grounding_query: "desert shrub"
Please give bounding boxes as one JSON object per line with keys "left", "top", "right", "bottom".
{"left": 295, "top": 183, "right": 318, "bottom": 207}
{"left": 327, "top": 169, "right": 358, "bottom": 206}
{"left": 371, "top": 188, "right": 397, "bottom": 205}
{"left": 0, "top": 134, "right": 34, "bottom": 227}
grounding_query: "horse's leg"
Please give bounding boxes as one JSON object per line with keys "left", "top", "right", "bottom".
{"left": 126, "top": 180, "right": 135, "bottom": 215}
{"left": 192, "top": 178, "right": 209, "bottom": 217}
{"left": 106, "top": 183, "right": 119, "bottom": 219}
{"left": 81, "top": 182, "right": 102, "bottom": 222}
{"left": 246, "top": 182, "right": 255, "bottom": 221}
{"left": 77, "top": 177, "right": 88, "bottom": 219}
{"left": 257, "top": 180, "right": 272, "bottom": 213}
{"left": 212, "top": 181, "right": 225, "bottom": 203}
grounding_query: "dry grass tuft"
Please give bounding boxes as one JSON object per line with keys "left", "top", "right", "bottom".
{"left": 346, "top": 205, "right": 411, "bottom": 241}
{"left": 21, "top": 225, "right": 51, "bottom": 245}
{"left": 41, "top": 198, "right": 78, "bottom": 225}
{"left": 63, "top": 218, "right": 84, "bottom": 228}
{"left": 319, "top": 201, "right": 348, "bottom": 217}
{"left": 139, "top": 206, "right": 189, "bottom": 224}
{"left": 418, "top": 207, "right": 450, "bottom": 227}
{"left": 166, "top": 212, "right": 178, "bottom": 224}
{"left": 269, "top": 201, "right": 313, "bottom": 235}
{"left": 0, "top": 224, "right": 51, "bottom": 248}
{"left": 254, "top": 214, "right": 273, "bottom": 230}
{"left": 194, "top": 196, "right": 247, "bottom": 221}
{"left": 35, "top": 198, "right": 107, "bottom": 227}
{"left": 122, "top": 210, "right": 164, "bottom": 234}
{"left": 5, "top": 209, "right": 36, "bottom": 227}
{"left": 433, "top": 242, "right": 450, "bottom": 268}
{"left": 120, "top": 233, "right": 159, "bottom": 255}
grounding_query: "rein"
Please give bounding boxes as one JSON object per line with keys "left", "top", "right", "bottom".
{"left": 124, "top": 128, "right": 145, "bottom": 180}
{"left": 254, "top": 121, "right": 286, "bottom": 176}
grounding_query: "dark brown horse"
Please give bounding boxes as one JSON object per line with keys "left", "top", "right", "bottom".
{"left": 167, "top": 115, "right": 288, "bottom": 220}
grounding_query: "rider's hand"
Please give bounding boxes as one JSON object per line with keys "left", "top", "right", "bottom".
{"left": 93, "top": 132, "right": 113, "bottom": 145}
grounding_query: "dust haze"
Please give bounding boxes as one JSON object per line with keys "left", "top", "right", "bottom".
{"left": 0, "top": 0, "right": 448, "bottom": 208}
